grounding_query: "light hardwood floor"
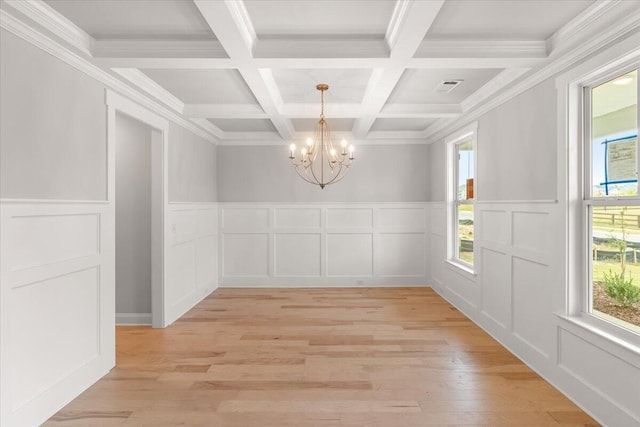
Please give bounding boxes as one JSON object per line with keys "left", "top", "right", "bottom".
{"left": 45, "top": 288, "right": 599, "bottom": 426}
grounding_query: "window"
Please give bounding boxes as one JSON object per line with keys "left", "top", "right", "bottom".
{"left": 447, "top": 122, "right": 477, "bottom": 271}
{"left": 585, "top": 68, "right": 639, "bottom": 334}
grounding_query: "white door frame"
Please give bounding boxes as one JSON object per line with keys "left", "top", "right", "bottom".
{"left": 106, "top": 90, "right": 169, "bottom": 328}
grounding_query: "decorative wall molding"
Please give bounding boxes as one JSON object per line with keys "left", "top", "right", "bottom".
{"left": 166, "top": 203, "right": 218, "bottom": 324}
{"left": 0, "top": 201, "right": 115, "bottom": 427}
{"left": 428, "top": 201, "right": 640, "bottom": 427}
{"left": 219, "top": 203, "right": 430, "bottom": 287}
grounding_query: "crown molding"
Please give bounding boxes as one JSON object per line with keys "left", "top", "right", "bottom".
{"left": 424, "top": 1, "right": 640, "bottom": 144}
{"left": 2, "top": 0, "right": 93, "bottom": 55}
{"left": 460, "top": 67, "right": 530, "bottom": 113}
{"left": 546, "top": 0, "right": 620, "bottom": 55}
{"left": 0, "top": 8, "right": 218, "bottom": 144}
{"left": 366, "top": 130, "right": 427, "bottom": 140}
{"left": 184, "top": 104, "right": 267, "bottom": 119}
{"left": 112, "top": 68, "right": 185, "bottom": 113}
{"left": 221, "top": 131, "right": 281, "bottom": 140}
{"left": 93, "top": 39, "right": 227, "bottom": 59}
{"left": 416, "top": 40, "right": 548, "bottom": 59}
{"left": 189, "top": 118, "right": 225, "bottom": 139}
{"left": 378, "top": 103, "right": 462, "bottom": 118}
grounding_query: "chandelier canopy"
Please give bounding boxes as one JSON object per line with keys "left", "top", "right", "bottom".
{"left": 288, "top": 84, "right": 355, "bottom": 189}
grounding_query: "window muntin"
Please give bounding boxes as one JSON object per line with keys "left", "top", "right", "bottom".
{"left": 587, "top": 68, "right": 640, "bottom": 333}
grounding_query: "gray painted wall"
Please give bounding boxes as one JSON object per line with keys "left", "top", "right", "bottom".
{"left": 428, "top": 78, "right": 557, "bottom": 202}
{"left": 0, "top": 29, "right": 217, "bottom": 203}
{"left": 115, "top": 113, "right": 152, "bottom": 315}
{"left": 169, "top": 123, "right": 217, "bottom": 202}
{"left": 428, "top": 138, "right": 446, "bottom": 202}
{"left": 477, "top": 78, "right": 557, "bottom": 201}
{"left": 217, "top": 144, "right": 430, "bottom": 202}
{"left": 0, "top": 29, "right": 107, "bottom": 200}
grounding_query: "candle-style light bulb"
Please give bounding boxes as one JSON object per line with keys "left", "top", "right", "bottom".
{"left": 301, "top": 148, "right": 307, "bottom": 158}
{"left": 349, "top": 145, "right": 355, "bottom": 160}
{"left": 289, "top": 144, "right": 296, "bottom": 159}
{"left": 341, "top": 139, "right": 347, "bottom": 154}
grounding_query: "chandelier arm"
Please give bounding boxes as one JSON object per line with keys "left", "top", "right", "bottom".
{"left": 324, "top": 164, "right": 346, "bottom": 186}
{"left": 288, "top": 83, "right": 354, "bottom": 189}
{"left": 295, "top": 165, "right": 320, "bottom": 185}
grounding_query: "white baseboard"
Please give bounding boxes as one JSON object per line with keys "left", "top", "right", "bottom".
{"left": 116, "top": 312, "right": 152, "bottom": 326}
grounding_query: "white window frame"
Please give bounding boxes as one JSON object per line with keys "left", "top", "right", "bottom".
{"left": 446, "top": 121, "right": 478, "bottom": 274}
{"left": 558, "top": 33, "right": 640, "bottom": 351}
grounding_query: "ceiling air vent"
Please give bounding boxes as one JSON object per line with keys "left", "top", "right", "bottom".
{"left": 435, "top": 79, "right": 463, "bottom": 93}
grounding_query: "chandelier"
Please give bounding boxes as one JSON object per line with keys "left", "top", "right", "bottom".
{"left": 288, "top": 84, "right": 355, "bottom": 189}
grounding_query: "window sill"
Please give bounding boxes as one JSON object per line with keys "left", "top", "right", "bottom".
{"left": 445, "top": 259, "right": 477, "bottom": 278}
{"left": 555, "top": 314, "right": 640, "bottom": 365}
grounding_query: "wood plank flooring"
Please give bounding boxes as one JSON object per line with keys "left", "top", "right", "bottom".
{"left": 45, "top": 288, "right": 599, "bottom": 426}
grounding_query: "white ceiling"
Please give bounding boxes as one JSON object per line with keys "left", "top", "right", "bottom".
{"left": 244, "top": 0, "right": 396, "bottom": 37}
{"left": 387, "top": 68, "right": 502, "bottom": 104}
{"left": 29, "top": 0, "right": 606, "bottom": 144}
{"left": 142, "top": 69, "right": 258, "bottom": 104}
{"left": 45, "top": 0, "right": 216, "bottom": 39}
{"left": 426, "top": 0, "right": 594, "bottom": 40}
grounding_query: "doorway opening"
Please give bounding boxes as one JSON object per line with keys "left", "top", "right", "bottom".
{"left": 114, "top": 112, "right": 163, "bottom": 328}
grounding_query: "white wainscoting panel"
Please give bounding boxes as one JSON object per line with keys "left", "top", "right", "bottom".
{"left": 558, "top": 328, "right": 640, "bottom": 421}
{"left": 327, "top": 233, "right": 373, "bottom": 277}
{"left": 0, "top": 201, "right": 114, "bottom": 427}
{"left": 220, "top": 203, "right": 430, "bottom": 287}
{"left": 379, "top": 233, "right": 426, "bottom": 277}
{"left": 327, "top": 208, "right": 373, "bottom": 229}
{"left": 511, "top": 256, "right": 551, "bottom": 358}
{"left": 275, "top": 208, "right": 321, "bottom": 228}
{"left": 429, "top": 200, "right": 640, "bottom": 427}
{"left": 223, "top": 233, "right": 270, "bottom": 277}
{"left": 165, "top": 203, "right": 218, "bottom": 324}
{"left": 275, "top": 234, "right": 321, "bottom": 277}
{"left": 480, "top": 247, "right": 509, "bottom": 329}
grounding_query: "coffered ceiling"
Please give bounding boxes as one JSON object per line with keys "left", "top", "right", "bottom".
{"left": 5, "top": 0, "right": 631, "bottom": 145}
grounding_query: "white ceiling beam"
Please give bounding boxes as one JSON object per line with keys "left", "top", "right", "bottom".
{"left": 253, "top": 37, "right": 389, "bottom": 59}
{"left": 93, "top": 57, "right": 235, "bottom": 69}
{"left": 279, "top": 103, "right": 364, "bottom": 118}
{"left": 415, "top": 40, "right": 547, "bottom": 59}
{"left": 378, "top": 103, "right": 462, "bottom": 118}
{"left": 93, "top": 39, "right": 227, "bottom": 59}
{"left": 194, "top": 0, "right": 294, "bottom": 140}
{"left": 184, "top": 104, "right": 267, "bottom": 119}
{"left": 112, "top": 68, "right": 184, "bottom": 113}
{"left": 352, "top": 0, "right": 445, "bottom": 138}
{"left": 93, "top": 54, "right": 543, "bottom": 70}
